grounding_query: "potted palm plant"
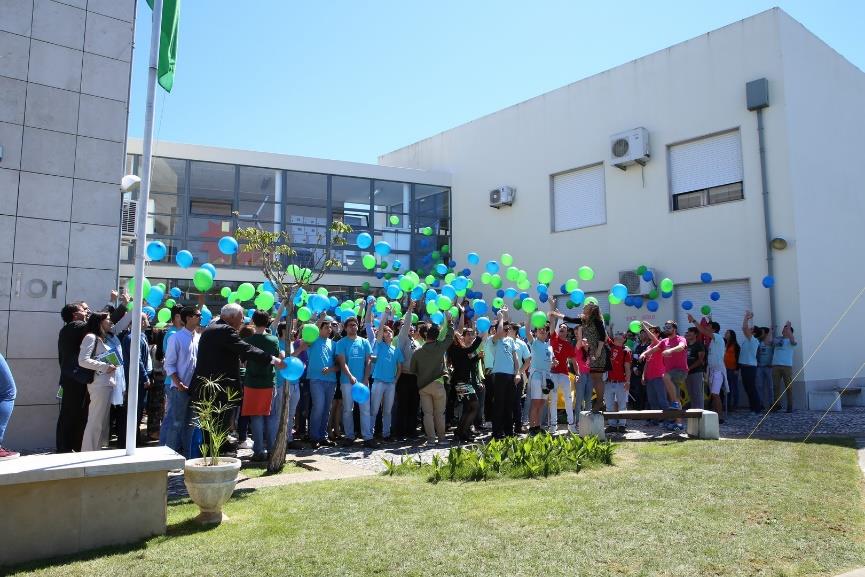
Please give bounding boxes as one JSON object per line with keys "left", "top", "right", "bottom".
{"left": 184, "top": 378, "right": 242, "bottom": 524}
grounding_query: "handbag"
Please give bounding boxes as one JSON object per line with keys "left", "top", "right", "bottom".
{"left": 69, "top": 336, "right": 99, "bottom": 385}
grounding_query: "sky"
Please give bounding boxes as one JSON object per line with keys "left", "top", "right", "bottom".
{"left": 128, "top": 0, "right": 865, "bottom": 164}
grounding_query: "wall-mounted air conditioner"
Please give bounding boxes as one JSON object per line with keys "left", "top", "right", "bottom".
{"left": 619, "top": 269, "right": 656, "bottom": 295}
{"left": 610, "top": 127, "right": 650, "bottom": 170}
{"left": 489, "top": 186, "right": 515, "bottom": 209}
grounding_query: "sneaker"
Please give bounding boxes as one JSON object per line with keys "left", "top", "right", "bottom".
{"left": 669, "top": 401, "right": 682, "bottom": 411}
{"left": 436, "top": 439, "right": 448, "bottom": 446}
{"left": 338, "top": 437, "right": 355, "bottom": 447}
{"left": 672, "top": 424, "right": 685, "bottom": 433}
{"left": 423, "top": 439, "right": 437, "bottom": 447}
{"left": 604, "top": 425, "right": 616, "bottom": 434}
{"left": 0, "top": 447, "right": 20, "bottom": 460}
{"left": 363, "top": 439, "right": 378, "bottom": 449}
{"left": 238, "top": 438, "right": 254, "bottom": 450}
{"left": 251, "top": 451, "right": 268, "bottom": 462}
{"left": 617, "top": 426, "right": 627, "bottom": 433}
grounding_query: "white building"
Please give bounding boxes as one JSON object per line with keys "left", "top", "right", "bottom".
{"left": 379, "top": 8, "right": 865, "bottom": 405}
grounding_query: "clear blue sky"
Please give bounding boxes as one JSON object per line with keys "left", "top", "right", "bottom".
{"left": 128, "top": 0, "right": 865, "bottom": 164}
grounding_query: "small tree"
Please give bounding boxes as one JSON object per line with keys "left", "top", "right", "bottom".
{"left": 235, "top": 221, "right": 353, "bottom": 472}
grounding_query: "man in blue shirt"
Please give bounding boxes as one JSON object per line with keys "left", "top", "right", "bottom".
{"left": 490, "top": 308, "right": 519, "bottom": 439}
{"left": 300, "top": 316, "right": 338, "bottom": 448}
{"left": 335, "top": 316, "right": 374, "bottom": 447}
{"left": 771, "top": 321, "right": 797, "bottom": 413}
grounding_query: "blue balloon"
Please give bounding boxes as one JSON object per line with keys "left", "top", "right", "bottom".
{"left": 700, "top": 272, "right": 713, "bottom": 284}
{"left": 537, "top": 284, "right": 548, "bottom": 294}
{"left": 419, "top": 238, "right": 432, "bottom": 249}
{"left": 682, "top": 300, "right": 693, "bottom": 311}
{"left": 279, "top": 357, "right": 305, "bottom": 381}
{"left": 467, "top": 252, "right": 480, "bottom": 265}
{"left": 146, "top": 287, "right": 164, "bottom": 307}
{"left": 435, "top": 263, "right": 448, "bottom": 275}
{"left": 496, "top": 289, "right": 505, "bottom": 298}
{"left": 425, "top": 289, "right": 437, "bottom": 302}
{"left": 519, "top": 292, "right": 530, "bottom": 300}
{"left": 452, "top": 276, "right": 468, "bottom": 291}
{"left": 762, "top": 275, "right": 775, "bottom": 288}
{"left": 375, "top": 272, "right": 384, "bottom": 279}
{"left": 146, "top": 241, "right": 167, "bottom": 261}
{"left": 624, "top": 296, "right": 634, "bottom": 307}
{"left": 199, "top": 307, "right": 213, "bottom": 326}
{"left": 200, "top": 262, "right": 217, "bottom": 279}
{"left": 642, "top": 270, "right": 654, "bottom": 282}
{"left": 218, "top": 236, "right": 238, "bottom": 255}
{"left": 504, "top": 288, "right": 517, "bottom": 299}
{"left": 431, "top": 280, "right": 440, "bottom": 288}
{"left": 386, "top": 284, "right": 401, "bottom": 299}
{"left": 485, "top": 260, "right": 499, "bottom": 274}
{"left": 473, "top": 300, "right": 488, "bottom": 315}
{"left": 570, "top": 289, "right": 585, "bottom": 305}
{"left": 462, "top": 268, "right": 472, "bottom": 277}
{"left": 351, "top": 383, "right": 371, "bottom": 404}
{"left": 392, "top": 259, "right": 402, "bottom": 270}
{"left": 262, "top": 280, "right": 276, "bottom": 294}
{"left": 142, "top": 306, "right": 156, "bottom": 320}
{"left": 633, "top": 296, "right": 644, "bottom": 309}
{"left": 329, "top": 296, "right": 339, "bottom": 308}
{"left": 293, "top": 288, "right": 307, "bottom": 306}
{"left": 519, "top": 326, "right": 526, "bottom": 339}
{"left": 612, "top": 283, "right": 628, "bottom": 300}
{"left": 356, "top": 232, "right": 373, "bottom": 250}
{"left": 410, "top": 285, "right": 424, "bottom": 300}
{"left": 647, "top": 300, "right": 659, "bottom": 312}
{"left": 175, "top": 249, "right": 194, "bottom": 269}
{"left": 442, "top": 285, "right": 457, "bottom": 300}
{"left": 374, "top": 241, "right": 392, "bottom": 256}
{"left": 710, "top": 291, "right": 721, "bottom": 301}
{"left": 431, "top": 311, "right": 445, "bottom": 325}
{"left": 169, "top": 287, "right": 182, "bottom": 299}
{"left": 661, "top": 291, "right": 672, "bottom": 299}
{"left": 475, "top": 316, "right": 492, "bottom": 333}
{"left": 539, "top": 292, "right": 549, "bottom": 303}
{"left": 421, "top": 256, "right": 432, "bottom": 266}
{"left": 449, "top": 260, "right": 457, "bottom": 268}
{"left": 559, "top": 284, "right": 567, "bottom": 294}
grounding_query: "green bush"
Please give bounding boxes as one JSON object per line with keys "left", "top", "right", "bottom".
{"left": 382, "top": 433, "right": 614, "bottom": 483}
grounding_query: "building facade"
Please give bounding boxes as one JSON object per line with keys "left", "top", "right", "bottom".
{"left": 121, "top": 140, "right": 451, "bottom": 311}
{"left": 0, "top": 0, "right": 135, "bottom": 449}
{"left": 379, "top": 9, "right": 865, "bottom": 402}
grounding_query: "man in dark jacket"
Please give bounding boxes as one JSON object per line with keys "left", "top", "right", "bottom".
{"left": 192, "top": 304, "right": 285, "bottom": 452}
{"left": 56, "top": 302, "right": 89, "bottom": 452}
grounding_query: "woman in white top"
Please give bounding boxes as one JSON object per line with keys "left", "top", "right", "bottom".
{"left": 78, "top": 311, "right": 118, "bottom": 452}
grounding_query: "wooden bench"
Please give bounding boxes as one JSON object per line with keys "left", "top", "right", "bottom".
{"left": 578, "top": 409, "right": 719, "bottom": 440}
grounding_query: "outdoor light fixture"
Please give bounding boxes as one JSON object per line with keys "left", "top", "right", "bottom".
{"left": 770, "top": 237, "right": 788, "bottom": 250}
{"left": 121, "top": 174, "right": 141, "bottom": 192}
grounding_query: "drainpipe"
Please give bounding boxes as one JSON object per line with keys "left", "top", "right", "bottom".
{"left": 747, "top": 78, "right": 777, "bottom": 329}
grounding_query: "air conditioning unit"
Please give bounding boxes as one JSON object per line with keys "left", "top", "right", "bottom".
{"left": 619, "top": 269, "right": 656, "bottom": 295}
{"left": 610, "top": 127, "right": 650, "bottom": 170}
{"left": 489, "top": 186, "right": 516, "bottom": 209}
{"left": 121, "top": 200, "right": 137, "bottom": 238}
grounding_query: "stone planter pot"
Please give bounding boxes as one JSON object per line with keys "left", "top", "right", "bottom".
{"left": 183, "top": 457, "right": 241, "bottom": 524}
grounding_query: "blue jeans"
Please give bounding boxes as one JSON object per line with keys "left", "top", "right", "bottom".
{"left": 160, "top": 387, "right": 192, "bottom": 457}
{"left": 341, "top": 382, "right": 372, "bottom": 440}
{"left": 575, "top": 373, "right": 592, "bottom": 412}
{"left": 0, "top": 399, "right": 13, "bottom": 445}
{"left": 756, "top": 367, "right": 773, "bottom": 409}
{"left": 265, "top": 384, "right": 285, "bottom": 450}
{"left": 250, "top": 415, "right": 267, "bottom": 455}
{"left": 309, "top": 379, "right": 337, "bottom": 441}
{"left": 726, "top": 369, "right": 740, "bottom": 410}
{"left": 370, "top": 381, "right": 396, "bottom": 438}
{"left": 647, "top": 377, "right": 670, "bottom": 416}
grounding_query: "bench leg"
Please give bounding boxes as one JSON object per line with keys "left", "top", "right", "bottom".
{"left": 696, "top": 411, "right": 719, "bottom": 440}
{"left": 578, "top": 411, "right": 606, "bottom": 441}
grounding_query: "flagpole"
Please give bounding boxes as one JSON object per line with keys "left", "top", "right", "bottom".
{"left": 126, "top": 0, "right": 163, "bottom": 456}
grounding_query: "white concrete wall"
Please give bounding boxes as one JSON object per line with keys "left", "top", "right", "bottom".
{"left": 379, "top": 10, "right": 847, "bottom": 389}
{"left": 778, "top": 13, "right": 865, "bottom": 388}
{"left": 0, "top": 0, "right": 134, "bottom": 449}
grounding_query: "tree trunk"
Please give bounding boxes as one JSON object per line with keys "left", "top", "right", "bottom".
{"left": 267, "top": 302, "right": 294, "bottom": 473}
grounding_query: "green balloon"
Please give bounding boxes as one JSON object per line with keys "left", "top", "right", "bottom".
{"left": 506, "top": 266, "right": 520, "bottom": 282}
{"left": 449, "top": 306, "right": 458, "bottom": 317}
{"left": 362, "top": 254, "right": 377, "bottom": 270}
{"left": 660, "top": 278, "right": 674, "bottom": 293}
{"left": 236, "top": 282, "right": 255, "bottom": 301}
{"left": 565, "top": 278, "right": 579, "bottom": 293}
{"left": 531, "top": 310, "right": 547, "bottom": 329}
{"left": 522, "top": 298, "right": 537, "bottom": 313}
{"left": 445, "top": 272, "right": 456, "bottom": 284}
{"left": 301, "top": 323, "right": 320, "bottom": 344}
{"left": 603, "top": 313, "right": 611, "bottom": 324}
{"left": 492, "top": 297, "right": 504, "bottom": 309}
{"left": 481, "top": 272, "right": 492, "bottom": 284}
{"left": 157, "top": 308, "right": 171, "bottom": 323}
{"left": 399, "top": 277, "right": 415, "bottom": 292}
{"left": 441, "top": 244, "right": 450, "bottom": 254}
{"left": 490, "top": 274, "right": 503, "bottom": 289}
{"left": 437, "top": 295, "right": 452, "bottom": 311}
{"left": 701, "top": 305, "right": 712, "bottom": 315}
{"left": 512, "top": 298, "right": 522, "bottom": 310}
{"left": 422, "top": 226, "right": 433, "bottom": 236}
{"left": 375, "top": 298, "right": 388, "bottom": 313}
{"left": 379, "top": 260, "right": 388, "bottom": 269}
{"left": 636, "top": 265, "right": 647, "bottom": 275}
{"left": 426, "top": 299, "right": 439, "bottom": 315}
{"left": 192, "top": 269, "right": 213, "bottom": 292}
{"left": 254, "top": 291, "right": 275, "bottom": 311}
{"left": 411, "top": 313, "right": 419, "bottom": 324}
{"left": 425, "top": 275, "right": 436, "bottom": 285}
{"left": 127, "top": 276, "right": 151, "bottom": 298}
{"left": 584, "top": 296, "right": 599, "bottom": 307}
{"left": 629, "top": 320, "right": 643, "bottom": 334}
{"left": 220, "top": 286, "right": 231, "bottom": 298}
{"left": 362, "top": 281, "right": 370, "bottom": 291}
{"left": 566, "top": 301, "right": 575, "bottom": 309}
{"left": 578, "top": 266, "right": 594, "bottom": 281}
{"left": 431, "top": 251, "right": 440, "bottom": 261}
{"left": 164, "top": 298, "right": 176, "bottom": 309}
{"left": 537, "top": 267, "right": 554, "bottom": 284}
{"left": 317, "top": 287, "right": 329, "bottom": 297}
{"left": 391, "top": 302, "right": 402, "bottom": 316}
{"left": 389, "top": 215, "right": 400, "bottom": 225}
{"left": 297, "top": 306, "right": 312, "bottom": 322}
{"left": 501, "top": 253, "right": 513, "bottom": 266}
{"left": 648, "top": 289, "right": 659, "bottom": 300}
{"left": 608, "top": 293, "right": 622, "bottom": 304}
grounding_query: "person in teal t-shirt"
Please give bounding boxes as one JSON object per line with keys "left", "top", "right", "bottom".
{"left": 334, "top": 317, "right": 373, "bottom": 445}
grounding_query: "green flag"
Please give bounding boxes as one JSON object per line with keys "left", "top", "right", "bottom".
{"left": 146, "top": 0, "right": 180, "bottom": 92}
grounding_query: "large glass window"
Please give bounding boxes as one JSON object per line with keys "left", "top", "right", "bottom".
{"left": 190, "top": 161, "right": 234, "bottom": 216}
{"left": 332, "top": 176, "right": 371, "bottom": 224}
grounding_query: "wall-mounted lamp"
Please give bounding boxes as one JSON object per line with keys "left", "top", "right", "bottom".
{"left": 770, "top": 237, "right": 788, "bottom": 250}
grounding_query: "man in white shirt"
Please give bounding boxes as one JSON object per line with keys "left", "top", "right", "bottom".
{"left": 161, "top": 306, "right": 200, "bottom": 456}
{"left": 688, "top": 314, "right": 725, "bottom": 420}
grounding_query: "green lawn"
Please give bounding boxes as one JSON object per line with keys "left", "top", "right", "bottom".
{"left": 10, "top": 439, "right": 865, "bottom": 577}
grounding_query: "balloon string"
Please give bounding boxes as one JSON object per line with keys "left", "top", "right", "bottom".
{"left": 803, "top": 360, "right": 865, "bottom": 442}
{"left": 747, "top": 283, "right": 865, "bottom": 439}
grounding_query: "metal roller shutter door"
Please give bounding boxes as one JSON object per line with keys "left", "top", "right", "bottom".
{"left": 552, "top": 164, "right": 606, "bottom": 231}
{"left": 674, "top": 280, "right": 753, "bottom": 335}
{"left": 670, "top": 130, "right": 743, "bottom": 194}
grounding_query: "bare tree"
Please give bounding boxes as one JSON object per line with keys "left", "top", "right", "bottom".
{"left": 235, "top": 221, "right": 353, "bottom": 472}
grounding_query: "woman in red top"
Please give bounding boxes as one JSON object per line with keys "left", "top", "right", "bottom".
{"left": 724, "top": 330, "right": 741, "bottom": 412}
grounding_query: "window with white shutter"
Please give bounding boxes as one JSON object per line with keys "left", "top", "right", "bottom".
{"left": 551, "top": 163, "right": 606, "bottom": 232}
{"left": 669, "top": 130, "right": 744, "bottom": 211}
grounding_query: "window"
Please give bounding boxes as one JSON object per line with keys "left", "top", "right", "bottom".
{"left": 285, "top": 171, "right": 327, "bottom": 206}
{"left": 670, "top": 130, "right": 743, "bottom": 211}
{"left": 332, "top": 176, "right": 372, "bottom": 225}
{"left": 551, "top": 163, "right": 606, "bottom": 232}
{"left": 238, "top": 166, "right": 278, "bottom": 201}
{"left": 190, "top": 161, "right": 234, "bottom": 215}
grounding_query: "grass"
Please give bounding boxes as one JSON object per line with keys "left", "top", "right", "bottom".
{"left": 9, "top": 439, "right": 865, "bottom": 577}
{"left": 239, "top": 459, "right": 306, "bottom": 479}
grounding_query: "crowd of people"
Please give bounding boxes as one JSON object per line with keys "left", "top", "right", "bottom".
{"left": 0, "top": 289, "right": 799, "bottom": 462}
